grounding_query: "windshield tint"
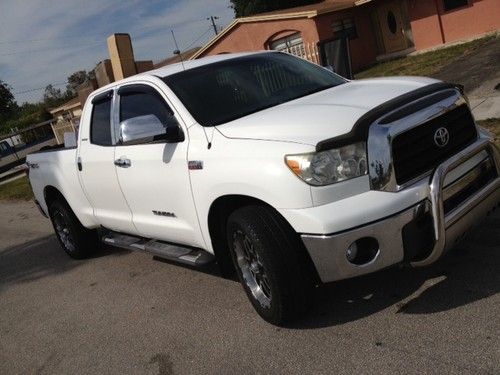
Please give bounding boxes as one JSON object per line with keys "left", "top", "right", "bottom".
{"left": 162, "top": 53, "right": 346, "bottom": 126}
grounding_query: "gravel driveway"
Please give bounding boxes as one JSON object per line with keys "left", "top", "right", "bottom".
{"left": 0, "top": 201, "right": 499, "bottom": 374}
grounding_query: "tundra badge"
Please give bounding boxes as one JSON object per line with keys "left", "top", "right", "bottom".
{"left": 153, "top": 211, "right": 176, "bottom": 217}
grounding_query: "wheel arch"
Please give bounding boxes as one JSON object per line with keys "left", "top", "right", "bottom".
{"left": 41, "top": 183, "right": 98, "bottom": 228}
{"left": 44, "top": 185, "right": 68, "bottom": 209}
{"left": 207, "top": 194, "right": 319, "bottom": 282}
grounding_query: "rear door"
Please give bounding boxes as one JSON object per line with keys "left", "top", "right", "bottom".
{"left": 378, "top": 1, "right": 408, "bottom": 53}
{"left": 77, "top": 90, "right": 138, "bottom": 234}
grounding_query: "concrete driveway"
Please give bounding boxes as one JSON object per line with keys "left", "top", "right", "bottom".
{"left": 433, "top": 35, "right": 500, "bottom": 121}
{"left": 0, "top": 201, "right": 499, "bottom": 374}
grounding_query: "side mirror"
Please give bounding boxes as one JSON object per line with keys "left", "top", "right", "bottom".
{"left": 119, "top": 115, "right": 168, "bottom": 145}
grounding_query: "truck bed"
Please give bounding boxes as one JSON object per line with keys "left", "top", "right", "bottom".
{"left": 26, "top": 148, "right": 94, "bottom": 225}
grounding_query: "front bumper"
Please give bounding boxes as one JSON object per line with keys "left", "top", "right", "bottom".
{"left": 301, "top": 136, "right": 500, "bottom": 283}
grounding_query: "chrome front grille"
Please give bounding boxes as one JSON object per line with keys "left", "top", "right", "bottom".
{"left": 392, "top": 105, "right": 478, "bottom": 186}
{"left": 368, "top": 87, "right": 476, "bottom": 192}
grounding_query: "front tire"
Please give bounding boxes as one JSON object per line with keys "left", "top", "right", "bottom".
{"left": 227, "top": 205, "right": 314, "bottom": 325}
{"left": 48, "top": 199, "right": 98, "bottom": 259}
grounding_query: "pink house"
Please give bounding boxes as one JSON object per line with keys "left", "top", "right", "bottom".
{"left": 192, "top": 0, "right": 500, "bottom": 76}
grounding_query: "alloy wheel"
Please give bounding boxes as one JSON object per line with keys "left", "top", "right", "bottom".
{"left": 232, "top": 230, "right": 272, "bottom": 308}
{"left": 53, "top": 210, "right": 76, "bottom": 253}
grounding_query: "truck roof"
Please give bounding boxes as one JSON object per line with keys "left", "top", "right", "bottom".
{"left": 90, "top": 51, "right": 274, "bottom": 98}
{"left": 147, "top": 51, "right": 271, "bottom": 78}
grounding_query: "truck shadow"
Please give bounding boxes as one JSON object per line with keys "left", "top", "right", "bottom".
{"left": 294, "top": 212, "right": 500, "bottom": 329}
{"left": 0, "top": 235, "right": 131, "bottom": 293}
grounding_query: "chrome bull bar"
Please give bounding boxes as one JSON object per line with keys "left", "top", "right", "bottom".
{"left": 411, "top": 135, "right": 500, "bottom": 267}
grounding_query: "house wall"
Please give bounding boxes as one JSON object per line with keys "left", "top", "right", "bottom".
{"left": 408, "top": 0, "right": 500, "bottom": 50}
{"left": 314, "top": 6, "right": 379, "bottom": 72}
{"left": 51, "top": 107, "right": 82, "bottom": 122}
{"left": 198, "top": 10, "right": 379, "bottom": 73}
{"left": 197, "top": 0, "right": 499, "bottom": 73}
{"left": 198, "top": 18, "right": 319, "bottom": 55}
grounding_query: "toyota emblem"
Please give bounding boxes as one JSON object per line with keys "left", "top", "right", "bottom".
{"left": 434, "top": 127, "right": 449, "bottom": 147}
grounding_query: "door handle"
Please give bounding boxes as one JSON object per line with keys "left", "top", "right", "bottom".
{"left": 114, "top": 158, "right": 131, "bottom": 168}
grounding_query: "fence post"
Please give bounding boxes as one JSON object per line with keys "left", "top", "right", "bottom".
{"left": 51, "top": 121, "right": 62, "bottom": 144}
{"left": 9, "top": 135, "right": 20, "bottom": 161}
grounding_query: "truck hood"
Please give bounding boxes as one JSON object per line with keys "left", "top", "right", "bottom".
{"left": 216, "top": 77, "right": 440, "bottom": 147}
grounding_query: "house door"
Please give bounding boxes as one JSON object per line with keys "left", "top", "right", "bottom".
{"left": 320, "top": 37, "right": 352, "bottom": 79}
{"left": 378, "top": 1, "right": 408, "bottom": 53}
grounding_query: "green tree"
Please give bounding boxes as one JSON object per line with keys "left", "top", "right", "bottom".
{"left": 43, "top": 84, "right": 65, "bottom": 108}
{"left": 1, "top": 102, "right": 50, "bottom": 135}
{"left": 65, "top": 69, "right": 95, "bottom": 97}
{"left": 0, "top": 68, "right": 96, "bottom": 135}
{"left": 0, "top": 79, "right": 18, "bottom": 122}
{"left": 229, "top": 0, "right": 321, "bottom": 17}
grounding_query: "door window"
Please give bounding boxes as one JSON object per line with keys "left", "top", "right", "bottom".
{"left": 387, "top": 11, "right": 397, "bottom": 34}
{"left": 90, "top": 98, "right": 112, "bottom": 146}
{"left": 119, "top": 88, "right": 179, "bottom": 131}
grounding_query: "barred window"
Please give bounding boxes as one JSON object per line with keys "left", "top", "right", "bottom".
{"left": 269, "top": 32, "right": 306, "bottom": 58}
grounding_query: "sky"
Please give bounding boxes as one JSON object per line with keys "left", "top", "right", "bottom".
{"left": 0, "top": 0, "right": 235, "bottom": 103}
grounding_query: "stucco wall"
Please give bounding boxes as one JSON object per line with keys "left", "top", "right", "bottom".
{"left": 200, "top": 9, "right": 379, "bottom": 73}
{"left": 409, "top": 0, "right": 500, "bottom": 50}
{"left": 199, "top": 18, "right": 319, "bottom": 56}
{"left": 197, "top": 0, "right": 499, "bottom": 71}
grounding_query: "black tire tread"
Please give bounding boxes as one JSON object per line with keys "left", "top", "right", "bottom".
{"left": 48, "top": 199, "right": 98, "bottom": 259}
{"left": 227, "top": 205, "right": 314, "bottom": 325}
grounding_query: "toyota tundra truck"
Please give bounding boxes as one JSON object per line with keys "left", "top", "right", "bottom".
{"left": 26, "top": 52, "right": 500, "bottom": 324}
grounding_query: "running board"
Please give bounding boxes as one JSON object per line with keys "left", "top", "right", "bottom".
{"left": 102, "top": 232, "right": 215, "bottom": 267}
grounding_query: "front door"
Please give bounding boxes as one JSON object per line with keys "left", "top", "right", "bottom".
{"left": 378, "top": 1, "right": 408, "bottom": 53}
{"left": 113, "top": 83, "right": 205, "bottom": 248}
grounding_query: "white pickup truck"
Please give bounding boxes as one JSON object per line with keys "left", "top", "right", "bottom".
{"left": 27, "top": 52, "right": 500, "bottom": 324}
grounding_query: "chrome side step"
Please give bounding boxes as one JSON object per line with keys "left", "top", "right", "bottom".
{"left": 102, "top": 232, "right": 215, "bottom": 267}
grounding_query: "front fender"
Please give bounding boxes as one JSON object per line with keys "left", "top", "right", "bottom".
{"left": 188, "top": 128, "right": 314, "bottom": 251}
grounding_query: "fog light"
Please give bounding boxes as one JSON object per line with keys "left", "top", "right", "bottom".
{"left": 346, "top": 243, "right": 358, "bottom": 262}
{"left": 346, "top": 237, "right": 379, "bottom": 265}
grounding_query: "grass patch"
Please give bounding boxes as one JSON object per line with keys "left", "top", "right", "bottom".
{"left": 477, "top": 118, "right": 500, "bottom": 147}
{"left": 355, "top": 36, "right": 494, "bottom": 79}
{"left": 0, "top": 176, "right": 33, "bottom": 201}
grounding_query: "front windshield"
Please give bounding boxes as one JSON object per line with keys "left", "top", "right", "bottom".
{"left": 162, "top": 53, "right": 346, "bottom": 126}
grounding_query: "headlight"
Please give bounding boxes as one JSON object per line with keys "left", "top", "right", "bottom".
{"left": 285, "top": 142, "right": 367, "bottom": 186}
